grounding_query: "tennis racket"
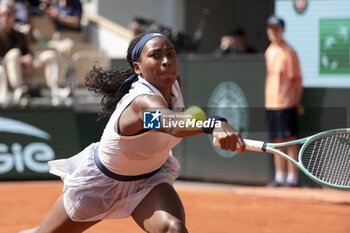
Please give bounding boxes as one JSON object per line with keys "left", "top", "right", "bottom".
{"left": 213, "top": 128, "right": 350, "bottom": 189}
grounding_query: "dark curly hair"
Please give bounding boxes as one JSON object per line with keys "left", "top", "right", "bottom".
{"left": 85, "top": 33, "right": 148, "bottom": 119}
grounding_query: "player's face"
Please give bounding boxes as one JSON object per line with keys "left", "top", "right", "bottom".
{"left": 267, "top": 25, "right": 283, "bottom": 42}
{"left": 134, "top": 37, "right": 178, "bottom": 90}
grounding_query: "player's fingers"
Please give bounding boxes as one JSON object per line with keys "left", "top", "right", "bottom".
{"left": 229, "top": 135, "right": 237, "bottom": 152}
{"left": 236, "top": 134, "right": 246, "bottom": 153}
{"left": 222, "top": 137, "right": 231, "bottom": 151}
{"left": 217, "top": 134, "right": 231, "bottom": 151}
{"left": 221, "top": 140, "right": 228, "bottom": 150}
{"left": 229, "top": 142, "right": 236, "bottom": 152}
{"left": 216, "top": 136, "right": 226, "bottom": 150}
{"left": 235, "top": 132, "right": 245, "bottom": 153}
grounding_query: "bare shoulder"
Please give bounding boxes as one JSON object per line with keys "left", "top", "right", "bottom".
{"left": 132, "top": 94, "right": 168, "bottom": 111}
{"left": 118, "top": 95, "right": 167, "bottom": 135}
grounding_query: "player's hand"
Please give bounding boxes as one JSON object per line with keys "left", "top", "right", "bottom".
{"left": 212, "top": 121, "right": 246, "bottom": 153}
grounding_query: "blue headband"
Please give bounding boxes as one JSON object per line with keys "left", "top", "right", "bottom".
{"left": 131, "top": 33, "right": 169, "bottom": 63}
{"left": 112, "top": 33, "right": 169, "bottom": 104}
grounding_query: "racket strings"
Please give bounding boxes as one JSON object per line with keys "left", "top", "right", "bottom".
{"left": 302, "top": 133, "right": 350, "bottom": 186}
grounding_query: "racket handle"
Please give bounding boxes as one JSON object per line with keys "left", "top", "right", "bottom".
{"left": 213, "top": 138, "right": 265, "bottom": 152}
{"left": 243, "top": 139, "right": 265, "bottom": 152}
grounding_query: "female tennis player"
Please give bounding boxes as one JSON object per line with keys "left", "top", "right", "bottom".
{"left": 20, "top": 32, "right": 245, "bottom": 233}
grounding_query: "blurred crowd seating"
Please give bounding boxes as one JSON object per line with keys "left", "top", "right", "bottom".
{"left": 1, "top": 2, "right": 110, "bottom": 106}
{"left": 31, "top": 14, "right": 109, "bottom": 104}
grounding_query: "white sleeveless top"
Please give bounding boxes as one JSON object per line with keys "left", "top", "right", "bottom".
{"left": 98, "top": 76, "right": 184, "bottom": 176}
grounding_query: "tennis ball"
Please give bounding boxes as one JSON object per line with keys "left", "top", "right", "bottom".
{"left": 184, "top": 106, "right": 206, "bottom": 129}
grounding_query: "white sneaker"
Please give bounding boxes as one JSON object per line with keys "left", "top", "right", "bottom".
{"left": 51, "top": 87, "right": 72, "bottom": 106}
{"left": 58, "top": 87, "right": 72, "bottom": 99}
{"left": 13, "top": 86, "right": 29, "bottom": 104}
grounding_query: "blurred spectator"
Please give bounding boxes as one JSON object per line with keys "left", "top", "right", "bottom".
{"left": 42, "top": 0, "right": 85, "bottom": 76}
{"left": 41, "top": 0, "right": 104, "bottom": 97}
{"left": 44, "top": 0, "right": 83, "bottom": 42}
{"left": 214, "top": 28, "right": 257, "bottom": 56}
{"left": 0, "top": 2, "right": 60, "bottom": 104}
{"left": 0, "top": 0, "right": 36, "bottom": 43}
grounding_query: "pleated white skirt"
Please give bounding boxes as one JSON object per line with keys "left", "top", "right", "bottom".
{"left": 49, "top": 143, "right": 180, "bottom": 222}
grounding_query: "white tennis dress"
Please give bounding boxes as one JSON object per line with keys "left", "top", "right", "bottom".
{"left": 49, "top": 76, "right": 184, "bottom": 221}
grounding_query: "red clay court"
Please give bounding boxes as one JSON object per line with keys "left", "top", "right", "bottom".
{"left": 1, "top": 180, "right": 350, "bottom": 233}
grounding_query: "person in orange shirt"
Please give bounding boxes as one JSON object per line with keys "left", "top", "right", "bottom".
{"left": 265, "top": 16, "right": 303, "bottom": 187}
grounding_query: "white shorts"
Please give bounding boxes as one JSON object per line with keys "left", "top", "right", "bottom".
{"left": 49, "top": 143, "right": 180, "bottom": 222}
